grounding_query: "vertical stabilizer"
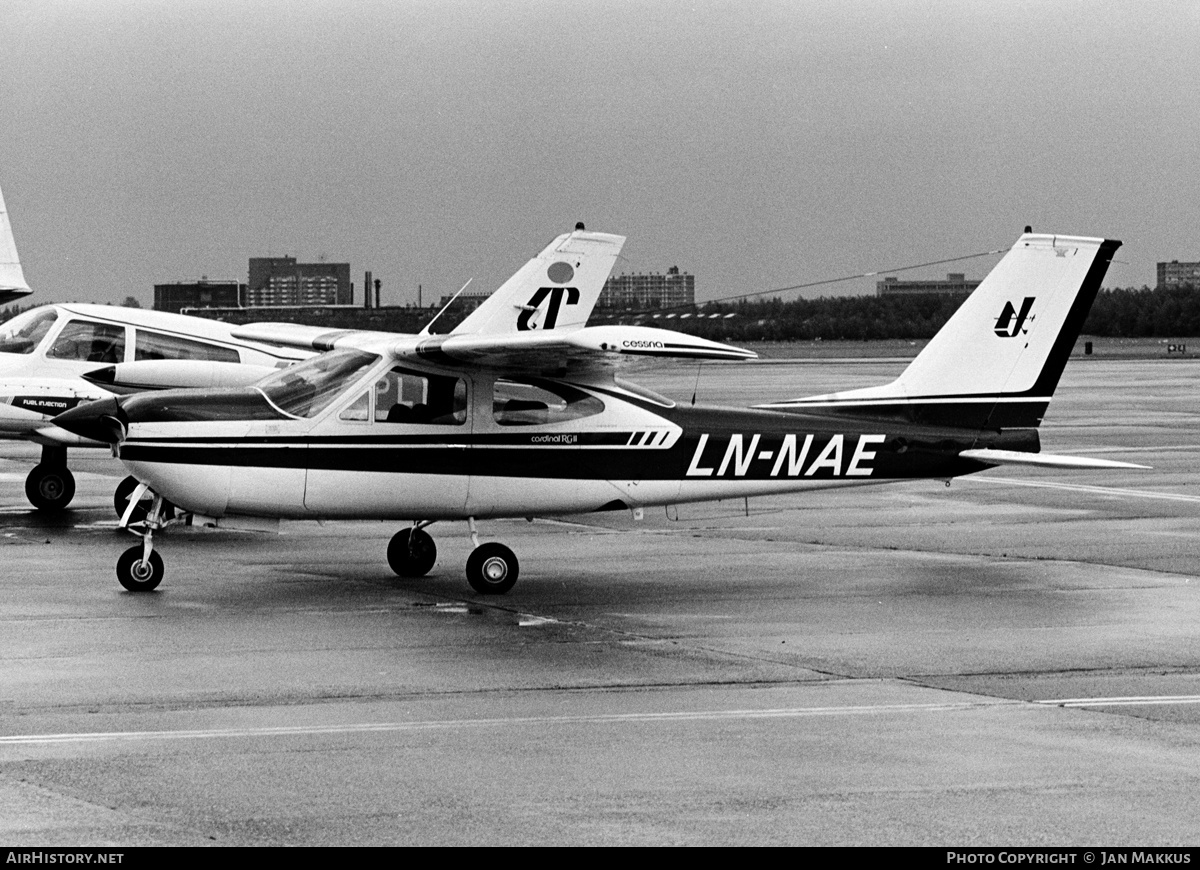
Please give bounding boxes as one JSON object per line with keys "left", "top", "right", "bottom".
{"left": 758, "top": 232, "right": 1121, "bottom": 429}
{"left": 0, "top": 183, "right": 32, "bottom": 303}
{"left": 451, "top": 227, "right": 625, "bottom": 335}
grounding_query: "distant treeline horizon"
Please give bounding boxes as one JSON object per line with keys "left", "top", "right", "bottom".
{"left": 5, "top": 285, "right": 1200, "bottom": 341}
{"left": 631, "top": 285, "right": 1200, "bottom": 342}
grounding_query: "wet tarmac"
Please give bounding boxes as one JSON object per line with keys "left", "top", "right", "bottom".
{"left": 1, "top": 357, "right": 1199, "bottom": 845}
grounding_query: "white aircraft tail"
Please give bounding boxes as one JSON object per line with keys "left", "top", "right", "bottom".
{"left": 450, "top": 225, "right": 625, "bottom": 335}
{"left": 0, "top": 183, "right": 32, "bottom": 302}
{"left": 759, "top": 232, "right": 1122, "bottom": 429}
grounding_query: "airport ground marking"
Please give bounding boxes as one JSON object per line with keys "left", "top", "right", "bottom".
{"left": 1034, "top": 694, "right": 1200, "bottom": 708}
{"left": 971, "top": 476, "right": 1200, "bottom": 504}
{"left": 0, "top": 700, "right": 1021, "bottom": 746}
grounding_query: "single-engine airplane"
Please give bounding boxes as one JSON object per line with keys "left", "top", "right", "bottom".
{"left": 54, "top": 229, "right": 1146, "bottom": 595}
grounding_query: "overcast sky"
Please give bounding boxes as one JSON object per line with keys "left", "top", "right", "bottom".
{"left": 2, "top": 0, "right": 1197, "bottom": 308}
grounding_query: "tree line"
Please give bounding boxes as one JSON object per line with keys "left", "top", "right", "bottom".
{"left": 627, "top": 286, "right": 1200, "bottom": 342}
{"left": 6, "top": 285, "right": 1200, "bottom": 341}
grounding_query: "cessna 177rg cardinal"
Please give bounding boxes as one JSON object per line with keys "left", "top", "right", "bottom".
{"left": 54, "top": 229, "right": 1145, "bottom": 595}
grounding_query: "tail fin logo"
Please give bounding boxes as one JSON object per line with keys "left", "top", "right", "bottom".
{"left": 517, "top": 286, "right": 580, "bottom": 331}
{"left": 994, "top": 297, "right": 1036, "bottom": 338}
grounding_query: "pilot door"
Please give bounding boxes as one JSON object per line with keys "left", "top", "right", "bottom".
{"left": 302, "top": 365, "right": 472, "bottom": 518}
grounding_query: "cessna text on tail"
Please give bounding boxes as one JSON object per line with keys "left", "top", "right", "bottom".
{"left": 53, "top": 230, "right": 1145, "bottom": 595}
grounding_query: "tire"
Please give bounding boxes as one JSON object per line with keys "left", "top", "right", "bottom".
{"left": 25, "top": 464, "right": 76, "bottom": 512}
{"left": 387, "top": 527, "right": 437, "bottom": 577}
{"left": 116, "top": 545, "right": 164, "bottom": 592}
{"left": 465, "top": 542, "right": 519, "bottom": 595}
{"left": 113, "top": 476, "right": 175, "bottom": 523}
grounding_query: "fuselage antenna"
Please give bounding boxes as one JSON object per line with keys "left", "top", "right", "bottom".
{"left": 420, "top": 278, "right": 473, "bottom": 336}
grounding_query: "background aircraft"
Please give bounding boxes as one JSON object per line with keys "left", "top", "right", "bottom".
{"left": 0, "top": 185, "right": 32, "bottom": 307}
{"left": 54, "top": 230, "right": 1145, "bottom": 595}
{"left": 1, "top": 213, "right": 625, "bottom": 514}
{"left": 0, "top": 302, "right": 306, "bottom": 511}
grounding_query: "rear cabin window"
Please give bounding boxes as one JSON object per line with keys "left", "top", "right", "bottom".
{"left": 46, "top": 319, "right": 126, "bottom": 363}
{"left": 374, "top": 367, "right": 466, "bottom": 426}
{"left": 493, "top": 379, "right": 604, "bottom": 426}
{"left": 0, "top": 308, "right": 58, "bottom": 355}
{"left": 134, "top": 331, "right": 240, "bottom": 363}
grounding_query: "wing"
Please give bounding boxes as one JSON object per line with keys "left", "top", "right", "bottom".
{"left": 391, "top": 324, "right": 756, "bottom": 377}
{"left": 231, "top": 322, "right": 395, "bottom": 353}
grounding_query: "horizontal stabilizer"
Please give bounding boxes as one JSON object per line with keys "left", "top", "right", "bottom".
{"left": 960, "top": 448, "right": 1150, "bottom": 470}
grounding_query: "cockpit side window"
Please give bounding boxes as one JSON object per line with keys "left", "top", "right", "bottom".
{"left": 257, "top": 349, "right": 380, "bottom": 419}
{"left": 493, "top": 379, "right": 604, "bottom": 426}
{"left": 376, "top": 367, "right": 467, "bottom": 426}
{"left": 0, "top": 309, "right": 59, "bottom": 355}
{"left": 46, "top": 319, "right": 126, "bottom": 363}
{"left": 338, "top": 390, "right": 371, "bottom": 422}
{"left": 134, "top": 330, "right": 241, "bottom": 363}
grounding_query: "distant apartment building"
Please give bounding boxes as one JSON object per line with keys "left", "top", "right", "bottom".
{"left": 1157, "top": 261, "right": 1200, "bottom": 288}
{"left": 876, "top": 273, "right": 980, "bottom": 297}
{"left": 154, "top": 279, "right": 243, "bottom": 314}
{"left": 599, "top": 266, "right": 695, "bottom": 311}
{"left": 247, "top": 257, "right": 352, "bottom": 307}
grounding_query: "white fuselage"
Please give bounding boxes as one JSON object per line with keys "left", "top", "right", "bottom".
{"left": 0, "top": 303, "right": 303, "bottom": 445}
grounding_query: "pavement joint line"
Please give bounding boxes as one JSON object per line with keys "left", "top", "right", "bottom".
{"left": 0, "top": 700, "right": 1022, "bottom": 745}
{"left": 969, "top": 476, "right": 1200, "bottom": 504}
{"left": 8, "top": 695, "right": 1200, "bottom": 746}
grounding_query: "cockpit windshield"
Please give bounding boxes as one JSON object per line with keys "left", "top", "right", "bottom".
{"left": 0, "top": 308, "right": 58, "bottom": 355}
{"left": 257, "top": 349, "right": 380, "bottom": 418}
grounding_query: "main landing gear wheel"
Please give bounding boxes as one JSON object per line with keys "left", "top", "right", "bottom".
{"left": 465, "top": 542, "right": 519, "bottom": 595}
{"left": 116, "top": 545, "right": 164, "bottom": 592}
{"left": 387, "top": 527, "right": 437, "bottom": 577}
{"left": 25, "top": 464, "right": 76, "bottom": 512}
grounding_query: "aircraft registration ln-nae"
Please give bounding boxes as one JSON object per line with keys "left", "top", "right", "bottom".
{"left": 54, "top": 228, "right": 1147, "bottom": 595}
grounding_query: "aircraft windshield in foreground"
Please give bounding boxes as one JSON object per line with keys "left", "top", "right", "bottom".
{"left": 55, "top": 230, "right": 1146, "bottom": 595}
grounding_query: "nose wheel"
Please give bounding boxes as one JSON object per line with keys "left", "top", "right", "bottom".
{"left": 116, "top": 545, "right": 164, "bottom": 592}
{"left": 113, "top": 489, "right": 173, "bottom": 592}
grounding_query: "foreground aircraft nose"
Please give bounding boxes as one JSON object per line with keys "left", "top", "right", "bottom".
{"left": 53, "top": 397, "right": 128, "bottom": 444}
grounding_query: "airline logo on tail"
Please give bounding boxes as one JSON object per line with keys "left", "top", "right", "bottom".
{"left": 517, "top": 284, "right": 581, "bottom": 331}
{"left": 994, "top": 297, "right": 1036, "bottom": 338}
